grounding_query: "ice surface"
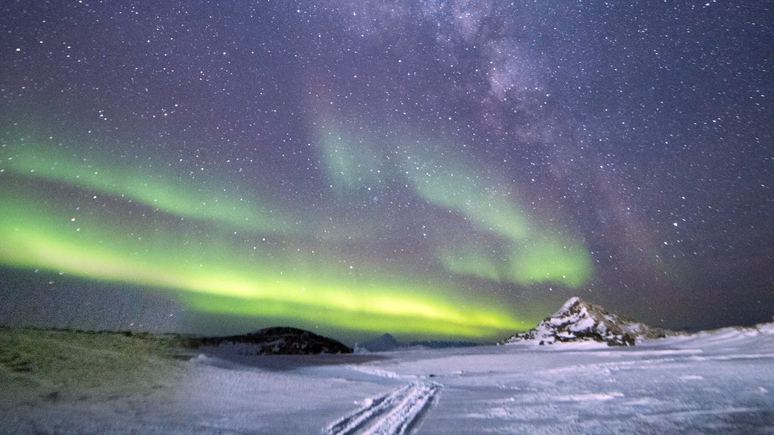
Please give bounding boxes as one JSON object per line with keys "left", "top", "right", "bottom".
{"left": 1, "top": 325, "right": 773, "bottom": 434}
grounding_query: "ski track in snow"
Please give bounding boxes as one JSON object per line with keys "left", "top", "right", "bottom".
{"left": 322, "top": 381, "right": 441, "bottom": 435}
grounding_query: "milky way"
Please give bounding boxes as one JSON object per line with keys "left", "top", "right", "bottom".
{"left": 1, "top": 1, "right": 772, "bottom": 342}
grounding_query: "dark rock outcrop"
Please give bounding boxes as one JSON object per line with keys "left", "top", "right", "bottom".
{"left": 186, "top": 327, "right": 352, "bottom": 355}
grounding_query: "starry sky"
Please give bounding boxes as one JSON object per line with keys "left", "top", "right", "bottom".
{"left": 1, "top": 0, "right": 772, "bottom": 343}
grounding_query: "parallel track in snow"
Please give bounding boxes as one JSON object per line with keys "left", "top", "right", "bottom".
{"left": 322, "top": 381, "right": 441, "bottom": 435}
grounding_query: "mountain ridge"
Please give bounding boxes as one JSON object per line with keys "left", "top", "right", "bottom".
{"left": 186, "top": 326, "right": 353, "bottom": 355}
{"left": 356, "top": 333, "right": 482, "bottom": 353}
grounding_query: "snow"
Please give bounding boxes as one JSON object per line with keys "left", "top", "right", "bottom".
{"left": 322, "top": 381, "right": 440, "bottom": 435}
{"left": 568, "top": 315, "right": 596, "bottom": 332}
{"left": 1, "top": 326, "right": 774, "bottom": 434}
{"left": 552, "top": 392, "right": 625, "bottom": 402}
{"left": 560, "top": 296, "right": 582, "bottom": 311}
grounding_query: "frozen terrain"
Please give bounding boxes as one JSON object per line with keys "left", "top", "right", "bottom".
{"left": 1, "top": 325, "right": 773, "bottom": 434}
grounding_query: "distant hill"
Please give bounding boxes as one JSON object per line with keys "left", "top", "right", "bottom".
{"left": 357, "top": 333, "right": 402, "bottom": 352}
{"left": 356, "top": 333, "right": 481, "bottom": 353}
{"left": 185, "top": 327, "right": 353, "bottom": 355}
{"left": 500, "top": 297, "right": 672, "bottom": 346}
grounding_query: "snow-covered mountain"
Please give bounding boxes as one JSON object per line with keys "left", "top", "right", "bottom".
{"left": 187, "top": 327, "right": 352, "bottom": 355}
{"left": 501, "top": 297, "right": 671, "bottom": 346}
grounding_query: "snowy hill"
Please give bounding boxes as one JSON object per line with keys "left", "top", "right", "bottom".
{"left": 501, "top": 297, "right": 671, "bottom": 346}
{"left": 187, "top": 327, "right": 352, "bottom": 355}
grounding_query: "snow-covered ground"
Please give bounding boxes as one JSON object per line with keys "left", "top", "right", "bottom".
{"left": 2, "top": 325, "right": 773, "bottom": 434}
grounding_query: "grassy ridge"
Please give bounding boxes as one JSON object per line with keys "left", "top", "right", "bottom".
{"left": 0, "top": 327, "right": 187, "bottom": 407}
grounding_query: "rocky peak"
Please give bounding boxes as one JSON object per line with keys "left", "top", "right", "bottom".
{"left": 502, "top": 297, "right": 668, "bottom": 346}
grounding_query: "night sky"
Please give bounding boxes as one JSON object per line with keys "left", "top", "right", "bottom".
{"left": 1, "top": 0, "right": 772, "bottom": 343}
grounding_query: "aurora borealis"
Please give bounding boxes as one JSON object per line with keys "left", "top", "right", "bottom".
{"left": 1, "top": 1, "right": 772, "bottom": 343}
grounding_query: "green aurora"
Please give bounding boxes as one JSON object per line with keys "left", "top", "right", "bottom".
{"left": 315, "top": 122, "right": 594, "bottom": 289}
{"left": 1, "top": 132, "right": 593, "bottom": 340}
{"left": 399, "top": 141, "right": 592, "bottom": 287}
{"left": 2, "top": 141, "right": 295, "bottom": 234}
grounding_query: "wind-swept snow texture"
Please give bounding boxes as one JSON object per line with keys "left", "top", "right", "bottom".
{"left": 322, "top": 382, "right": 440, "bottom": 435}
{"left": 1, "top": 325, "right": 773, "bottom": 434}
